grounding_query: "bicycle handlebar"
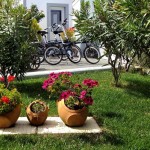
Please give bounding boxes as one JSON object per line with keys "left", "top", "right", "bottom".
{"left": 62, "top": 18, "right": 68, "bottom": 26}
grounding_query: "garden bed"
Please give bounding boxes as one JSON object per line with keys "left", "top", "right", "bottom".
{"left": 0, "top": 71, "right": 149, "bottom": 149}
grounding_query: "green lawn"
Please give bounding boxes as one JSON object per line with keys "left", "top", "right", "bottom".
{"left": 0, "top": 71, "right": 150, "bottom": 150}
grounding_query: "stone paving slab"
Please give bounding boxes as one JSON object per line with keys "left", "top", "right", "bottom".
{"left": 0, "top": 117, "right": 101, "bottom": 135}
{"left": 38, "top": 117, "right": 101, "bottom": 134}
{"left": 0, "top": 117, "right": 36, "bottom": 135}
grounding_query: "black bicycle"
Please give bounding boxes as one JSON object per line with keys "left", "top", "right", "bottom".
{"left": 74, "top": 35, "right": 101, "bottom": 64}
{"left": 35, "top": 30, "right": 51, "bottom": 63}
{"left": 29, "top": 54, "right": 41, "bottom": 70}
{"left": 83, "top": 41, "right": 101, "bottom": 64}
{"left": 44, "top": 19, "right": 82, "bottom": 65}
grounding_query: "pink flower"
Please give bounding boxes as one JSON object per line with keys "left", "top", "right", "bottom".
{"left": 59, "top": 72, "right": 72, "bottom": 76}
{"left": 79, "top": 90, "right": 87, "bottom": 99}
{"left": 42, "top": 78, "right": 54, "bottom": 89}
{"left": 42, "top": 71, "right": 98, "bottom": 107}
{"left": 82, "top": 79, "right": 99, "bottom": 88}
{"left": 83, "top": 96, "right": 93, "bottom": 105}
{"left": 49, "top": 72, "right": 59, "bottom": 79}
{"left": 60, "top": 90, "right": 72, "bottom": 100}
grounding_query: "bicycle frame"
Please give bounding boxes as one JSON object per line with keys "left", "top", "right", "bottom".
{"left": 43, "top": 19, "right": 82, "bottom": 64}
{"left": 48, "top": 20, "right": 75, "bottom": 57}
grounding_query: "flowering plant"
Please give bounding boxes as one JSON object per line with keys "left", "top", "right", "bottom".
{"left": 42, "top": 72, "right": 98, "bottom": 110}
{"left": 60, "top": 27, "right": 76, "bottom": 42}
{"left": 0, "top": 75, "right": 15, "bottom": 88}
{"left": 0, "top": 84, "right": 21, "bottom": 115}
{"left": 0, "top": 75, "right": 21, "bottom": 115}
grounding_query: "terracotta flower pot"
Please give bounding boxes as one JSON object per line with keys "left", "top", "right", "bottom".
{"left": 0, "top": 104, "right": 21, "bottom": 128}
{"left": 57, "top": 99, "right": 88, "bottom": 127}
{"left": 26, "top": 100, "right": 49, "bottom": 126}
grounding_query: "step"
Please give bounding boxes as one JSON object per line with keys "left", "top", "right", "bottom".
{"left": 25, "top": 66, "right": 111, "bottom": 77}
{"left": 0, "top": 117, "right": 102, "bottom": 134}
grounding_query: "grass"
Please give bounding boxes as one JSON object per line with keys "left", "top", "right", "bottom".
{"left": 0, "top": 71, "right": 150, "bottom": 150}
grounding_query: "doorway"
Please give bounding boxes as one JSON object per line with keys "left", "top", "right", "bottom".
{"left": 47, "top": 4, "right": 69, "bottom": 41}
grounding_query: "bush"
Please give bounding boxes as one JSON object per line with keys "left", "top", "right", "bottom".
{"left": 0, "top": 0, "right": 44, "bottom": 87}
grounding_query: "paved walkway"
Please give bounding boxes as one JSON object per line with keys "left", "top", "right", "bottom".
{"left": 26, "top": 58, "right": 110, "bottom": 77}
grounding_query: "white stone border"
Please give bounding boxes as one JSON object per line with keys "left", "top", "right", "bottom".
{"left": 0, "top": 117, "right": 102, "bottom": 134}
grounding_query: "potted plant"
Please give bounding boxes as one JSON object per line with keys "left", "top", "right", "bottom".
{"left": 26, "top": 100, "right": 49, "bottom": 126}
{"left": 0, "top": 82, "right": 22, "bottom": 128}
{"left": 60, "top": 27, "right": 76, "bottom": 42}
{"left": 42, "top": 72, "right": 98, "bottom": 127}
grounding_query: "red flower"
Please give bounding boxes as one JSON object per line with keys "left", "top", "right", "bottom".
{"left": 7, "top": 75, "right": 15, "bottom": 82}
{"left": 1, "top": 96, "right": 10, "bottom": 104}
{"left": 0, "top": 77, "right": 4, "bottom": 82}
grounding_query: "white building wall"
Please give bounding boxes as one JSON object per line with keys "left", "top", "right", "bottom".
{"left": 72, "top": 0, "right": 81, "bottom": 11}
{"left": 19, "top": 0, "right": 26, "bottom": 6}
{"left": 23, "top": 0, "right": 73, "bottom": 30}
{"left": 87, "top": 0, "right": 94, "bottom": 14}
{"left": 72, "top": 0, "right": 94, "bottom": 26}
{"left": 19, "top": 0, "right": 23, "bottom": 4}
{"left": 72, "top": 0, "right": 81, "bottom": 26}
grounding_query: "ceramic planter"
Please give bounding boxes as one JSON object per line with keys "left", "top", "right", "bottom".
{"left": 26, "top": 100, "right": 49, "bottom": 126}
{"left": 57, "top": 99, "right": 88, "bottom": 127}
{"left": 0, "top": 104, "right": 21, "bottom": 128}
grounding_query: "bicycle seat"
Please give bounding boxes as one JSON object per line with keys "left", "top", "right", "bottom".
{"left": 63, "top": 42, "right": 71, "bottom": 46}
{"left": 53, "top": 31, "right": 63, "bottom": 34}
{"left": 37, "top": 31, "right": 48, "bottom": 36}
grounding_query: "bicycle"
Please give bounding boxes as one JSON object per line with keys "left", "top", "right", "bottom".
{"left": 74, "top": 36, "right": 101, "bottom": 64}
{"left": 33, "top": 28, "right": 61, "bottom": 64}
{"left": 83, "top": 41, "right": 101, "bottom": 64}
{"left": 29, "top": 54, "right": 41, "bottom": 70}
{"left": 44, "top": 19, "right": 82, "bottom": 65}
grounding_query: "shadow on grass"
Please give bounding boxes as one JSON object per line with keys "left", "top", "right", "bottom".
{"left": 101, "top": 112, "right": 122, "bottom": 119}
{"left": 0, "top": 132, "right": 124, "bottom": 147}
{"left": 1, "top": 135, "right": 36, "bottom": 146}
{"left": 101, "top": 131, "right": 124, "bottom": 145}
{"left": 14, "top": 81, "right": 49, "bottom": 101}
{"left": 89, "top": 114, "right": 124, "bottom": 146}
{"left": 78, "top": 132, "right": 124, "bottom": 146}
{"left": 124, "top": 78, "right": 150, "bottom": 99}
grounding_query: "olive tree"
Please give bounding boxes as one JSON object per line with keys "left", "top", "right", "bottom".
{"left": 73, "top": 0, "right": 126, "bottom": 86}
{"left": 73, "top": 0, "right": 150, "bottom": 86}
{"left": 115, "top": 0, "right": 150, "bottom": 70}
{"left": 0, "top": 0, "right": 44, "bottom": 87}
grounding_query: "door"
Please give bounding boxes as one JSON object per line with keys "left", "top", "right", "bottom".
{"left": 49, "top": 7, "right": 65, "bottom": 41}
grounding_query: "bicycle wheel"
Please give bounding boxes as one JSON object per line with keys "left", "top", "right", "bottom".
{"left": 37, "top": 46, "right": 45, "bottom": 63}
{"left": 84, "top": 46, "right": 100, "bottom": 64}
{"left": 61, "top": 47, "right": 68, "bottom": 61}
{"left": 67, "top": 45, "right": 81, "bottom": 63}
{"left": 44, "top": 46, "right": 62, "bottom": 65}
{"left": 30, "top": 55, "right": 40, "bottom": 70}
